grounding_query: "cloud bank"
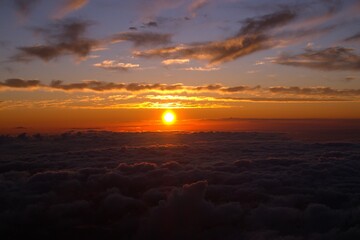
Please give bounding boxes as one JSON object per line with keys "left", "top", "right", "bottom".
{"left": 0, "top": 131, "right": 359, "bottom": 239}
{"left": 1, "top": 79, "right": 359, "bottom": 98}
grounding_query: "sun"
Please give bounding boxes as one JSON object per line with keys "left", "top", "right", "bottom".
{"left": 162, "top": 110, "right": 176, "bottom": 125}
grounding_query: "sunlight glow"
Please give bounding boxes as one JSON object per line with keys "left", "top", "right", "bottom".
{"left": 162, "top": 110, "right": 176, "bottom": 125}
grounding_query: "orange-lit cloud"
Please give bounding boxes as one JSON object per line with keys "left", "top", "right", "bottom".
{"left": 54, "top": 0, "right": 89, "bottom": 19}
{"left": 93, "top": 60, "right": 140, "bottom": 71}
{"left": 133, "top": 9, "right": 297, "bottom": 65}
{"left": 162, "top": 59, "right": 190, "bottom": 65}
{"left": 1, "top": 79, "right": 360, "bottom": 105}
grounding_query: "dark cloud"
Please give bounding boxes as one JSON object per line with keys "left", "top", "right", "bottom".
{"left": 268, "top": 86, "right": 360, "bottom": 96}
{"left": 273, "top": 47, "right": 360, "bottom": 71}
{"left": 238, "top": 9, "right": 296, "bottom": 35}
{"left": 0, "top": 131, "right": 360, "bottom": 239}
{"left": 188, "top": 0, "right": 211, "bottom": 17}
{"left": 1, "top": 79, "right": 359, "bottom": 100}
{"left": 143, "top": 21, "right": 158, "bottom": 28}
{"left": 111, "top": 31, "right": 172, "bottom": 47}
{"left": 12, "top": 19, "right": 98, "bottom": 62}
{"left": 0, "top": 78, "right": 41, "bottom": 88}
{"left": 134, "top": 9, "right": 297, "bottom": 65}
{"left": 343, "top": 32, "right": 360, "bottom": 42}
{"left": 13, "top": 0, "right": 40, "bottom": 17}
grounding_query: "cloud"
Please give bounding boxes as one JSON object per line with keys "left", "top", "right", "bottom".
{"left": 0, "top": 78, "right": 41, "bottom": 88}
{"left": 143, "top": 21, "right": 158, "bottom": 28}
{"left": 162, "top": 59, "right": 189, "bottom": 65}
{"left": 0, "top": 131, "right": 360, "bottom": 239}
{"left": 183, "top": 66, "right": 219, "bottom": 71}
{"left": 13, "top": 0, "right": 40, "bottom": 17}
{"left": 238, "top": 9, "right": 296, "bottom": 35}
{"left": 54, "top": 0, "right": 89, "bottom": 19}
{"left": 273, "top": 47, "right": 360, "bottom": 71}
{"left": 134, "top": 9, "right": 297, "bottom": 65}
{"left": 188, "top": 0, "right": 211, "bottom": 17}
{"left": 343, "top": 32, "right": 360, "bottom": 43}
{"left": 93, "top": 60, "right": 140, "bottom": 71}
{"left": 268, "top": 86, "right": 360, "bottom": 96}
{"left": 1, "top": 79, "right": 359, "bottom": 103}
{"left": 111, "top": 32, "right": 172, "bottom": 47}
{"left": 12, "top": 0, "right": 88, "bottom": 19}
{"left": 12, "top": 19, "right": 98, "bottom": 62}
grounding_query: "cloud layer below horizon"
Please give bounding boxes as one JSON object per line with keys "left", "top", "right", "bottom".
{"left": 1, "top": 131, "right": 360, "bottom": 239}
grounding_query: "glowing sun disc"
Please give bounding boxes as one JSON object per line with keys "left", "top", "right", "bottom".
{"left": 162, "top": 110, "right": 176, "bottom": 125}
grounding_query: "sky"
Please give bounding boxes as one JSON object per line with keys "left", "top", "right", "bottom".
{"left": 0, "top": 0, "right": 360, "bottom": 132}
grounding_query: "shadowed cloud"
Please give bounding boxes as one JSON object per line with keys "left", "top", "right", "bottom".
{"left": 133, "top": 9, "right": 297, "bottom": 65}
{"left": 111, "top": 32, "right": 172, "bottom": 47}
{"left": 0, "top": 78, "right": 41, "bottom": 88}
{"left": 343, "top": 32, "right": 360, "bottom": 43}
{"left": 273, "top": 47, "right": 360, "bottom": 71}
{"left": 13, "top": 0, "right": 40, "bottom": 17}
{"left": 1, "top": 79, "right": 359, "bottom": 101}
{"left": 12, "top": 19, "right": 98, "bottom": 61}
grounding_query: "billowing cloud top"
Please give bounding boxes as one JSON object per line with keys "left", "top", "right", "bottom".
{"left": 0, "top": 131, "right": 360, "bottom": 239}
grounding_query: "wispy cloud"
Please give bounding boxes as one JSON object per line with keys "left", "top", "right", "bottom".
{"left": 54, "top": 0, "right": 89, "bottom": 19}
{"left": 133, "top": 9, "right": 297, "bottom": 65}
{"left": 0, "top": 78, "right": 41, "bottom": 88}
{"left": 13, "top": 0, "right": 40, "bottom": 17}
{"left": 343, "top": 32, "right": 360, "bottom": 43}
{"left": 1, "top": 79, "right": 359, "bottom": 101}
{"left": 111, "top": 32, "right": 172, "bottom": 47}
{"left": 273, "top": 47, "right": 360, "bottom": 71}
{"left": 182, "top": 66, "right": 219, "bottom": 71}
{"left": 93, "top": 60, "right": 140, "bottom": 71}
{"left": 12, "top": 19, "right": 98, "bottom": 62}
{"left": 162, "top": 59, "right": 189, "bottom": 65}
{"left": 188, "top": 0, "right": 210, "bottom": 17}
{"left": 13, "top": 0, "right": 88, "bottom": 19}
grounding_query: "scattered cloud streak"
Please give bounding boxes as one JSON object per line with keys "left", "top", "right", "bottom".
{"left": 93, "top": 60, "right": 140, "bottom": 71}
{"left": 273, "top": 47, "right": 360, "bottom": 71}
{"left": 111, "top": 32, "right": 172, "bottom": 47}
{"left": 13, "top": 0, "right": 40, "bottom": 17}
{"left": 1, "top": 79, "right": 359, "bottom": 102}
{"left": 188, "top": 0, "right": 210, "bottom": 17}
{"left": 54, "top": 0, "right": 89, "bottom": 19}
{"left": 162, "top": 59, "right": 189, "bottom": 65}
{"left": 134, "top": 9, "right": 297, "bottom": 65}
{"left": 12, "top": 19, "right": 98, "bottom": 61}
{"left": 343, "top": 32, "right": 360, "bottom": 43}
{"left": 0, "top": 78, "right": 41, "bottom": 88}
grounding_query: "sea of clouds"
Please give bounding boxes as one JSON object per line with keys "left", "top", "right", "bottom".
{"left": 1, "top": 131, "right": 360, "bottom": 239}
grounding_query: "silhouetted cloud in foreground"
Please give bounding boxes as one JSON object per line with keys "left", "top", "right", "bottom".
{"left": 0, "top": 131, "right": 359, "bottom": 239}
